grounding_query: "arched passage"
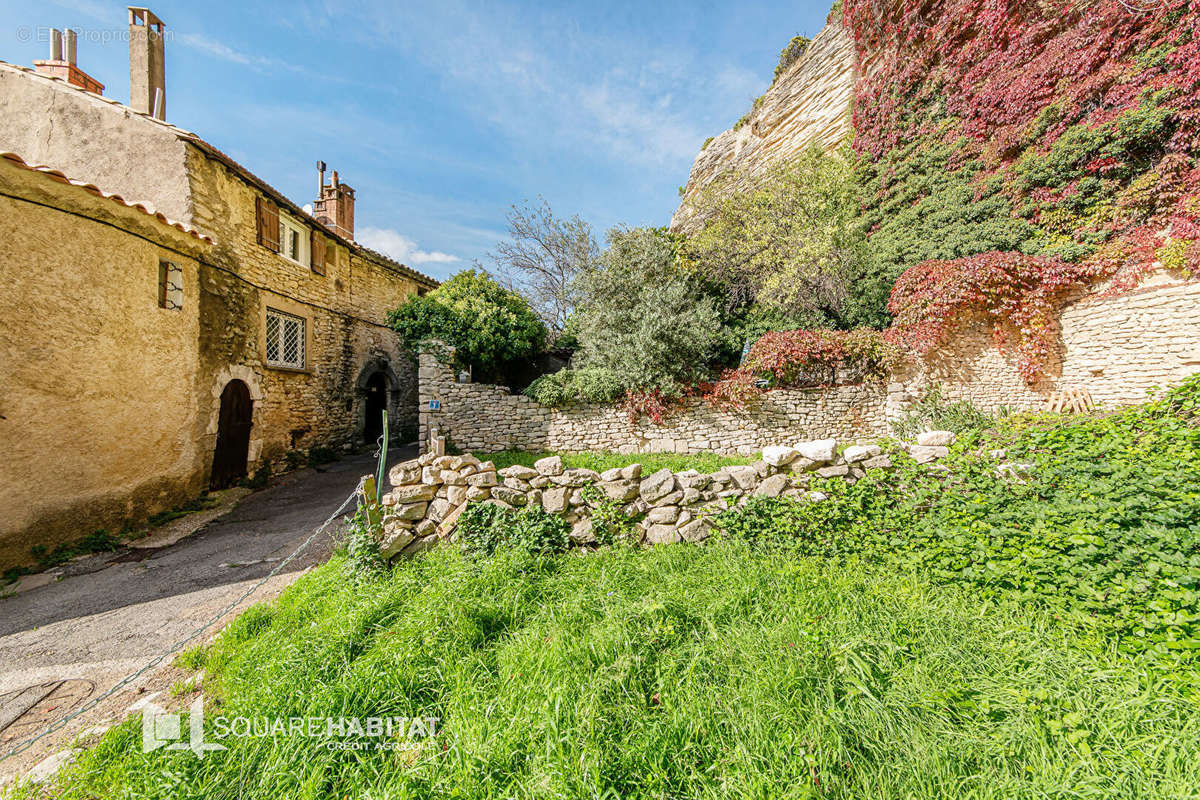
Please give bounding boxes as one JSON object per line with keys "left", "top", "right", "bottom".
{"left": 363, "top": 372, "right": 389, "bottom": 445}
{"left": 211, "top": 379, "right": 253, "bottom": 489}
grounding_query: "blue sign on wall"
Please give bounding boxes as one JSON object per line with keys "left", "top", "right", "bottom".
{"left": 429, "top": 399, "right": 441, "bottom": 411}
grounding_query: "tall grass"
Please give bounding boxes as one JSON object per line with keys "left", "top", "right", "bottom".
{"left": 31, "top": 543, "right": 1200, "bottom": 799}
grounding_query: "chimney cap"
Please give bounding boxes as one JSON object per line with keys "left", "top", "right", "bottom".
{"left": 128, "top": 7, "right": 165, "bottom": 30}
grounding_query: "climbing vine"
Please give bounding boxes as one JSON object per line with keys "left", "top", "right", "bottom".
{"left": 841, "top": 0, "right": 1200, "bottom": 381}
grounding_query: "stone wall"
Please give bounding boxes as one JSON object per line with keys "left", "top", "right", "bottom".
{"left": 0, "top": 155, "right": 212, "bottom": 568}
{"left": 670, "top": 21, "right": 856, "bottom": 233}
{"left": 419, "top": 349, "right": 892, "bottom": 456}
{"left": 420, "top": 269, "right": 1200, "bottom": 457}
{"left": 378, "top": 435, "right": 956, "bottom": 559}
{"left": 897, "top": 272, "right": 1200, "bottom": 412}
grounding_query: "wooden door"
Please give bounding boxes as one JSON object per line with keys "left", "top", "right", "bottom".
{"left": 211, "top": 380, "right": 253, "bottom": 489}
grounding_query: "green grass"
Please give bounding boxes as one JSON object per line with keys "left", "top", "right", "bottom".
{"left": 28, "top": 543, "right": 1200, "bottom": 799}
{"left": 484, "top": 449, "right": 756, "bottom": 474}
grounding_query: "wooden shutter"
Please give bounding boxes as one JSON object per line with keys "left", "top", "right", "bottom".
{"left": 255, "top": 195, "right": 280, "bottom": 252}
{"left": 311, "top": 230, "right": 326, "bottom": 275}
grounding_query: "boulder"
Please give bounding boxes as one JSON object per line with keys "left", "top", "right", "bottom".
{"left": 391, "top": 483, "right": 436, "bottom": 503}
{"left": 427, "top": 498, "right": 453, "bottom": 523}
{"left": 724, "top": 465, "right": 759, "bottom": 491}
{"left": 499, "top": 465, "right": 539, "bottom": 481}
{"left": 421, "top": 466, "right": 441, "bottom": 485}
{"left": 640, "top": 468, "right": 676, "bottom": 502}
{"left": 862, "top": 454, "right": 893, "bottom": 470}
{"left": 465, "top": 471, "right": 498, "bottom": 488}
{"left": 465, "top": 486, "right": 491, "bottom": 502}
{"left": 570, "top": 518, "right": 595, "bottom": 544}
{"left": 530, "top": 476, "right": 551, "bottom": 489}
{"left": 551, "top": 468, "right": 601, "bottom": 487}
{"left": 379, "top": 528, "right": 414, "bottom": 558}
{"left": 415, "top": 518, "right": 438, "bottom": 537}
{"left": 542, "top": 487, "right": 570, "bottom": 514}
{"left": 788, "top": 457, "right": 819, "bottom": 474}
{"left": 793, "top": 439, "right": 836, "bottom": 463}
{"left": 600, "top": 467, "right": 624, "bottom": 482}
{"left": 394, "top": 502, "right": 428, "bottom": 521}
{"left": 681, "top": 487, "right": 701, "bottom": 505}
{"left": 916, "top": 430, "right": 956, "bottom": 447}
{"left": 649, "top": 489, "right": 684, "bottom": 508}
{"left": 401, "top": 534, "right": 438, "bottom": 556}
{"left": 762, "top": 445, "right": 799, "bottom": 467}
{"left": 646, "top": 505, "right": 680, "bottom": 524}
{"left": 534, "top": 455, "right": 564, "bottom": 476}
{"left": 446, "top": 486, "right": 467, "bottom": 506}
{"left": 438, "top": 502, "right": 468, "bottom": 537}
{"left": 503, "top": 477, "right": 532, "bottom": 492}
{"left": 620, "top": 464, "right": 642, "bottom": 481}
{"left": 842, "top": 444, "right": 882, "bottom": 464}
{"left": 645, "top": 524, "right": 681, "bottom": 545}
{"left": 490, "top": 487, "right": 528, "bottom": 506}
{"left": 806, "top": 491, "right": 828, "bottom": 502}
{"left": 441, "top": 470, "right": 467, "bottom": 486}
{"left": 388, "top": 459, "right": 422, "bottom": 487}
{"left": 816, "top": 464, "right": 850, "bottom": 478}
{"left": 598, "top": 480, "right": 639, "bottom": 503}
{"left": 755, "top": 474, "right": 790, "bottom": 497}
{"left": 678, "top": 517, "right": 713, "bottom": 542}
{"left": 909, "top": 445, "right": 949, "bottom": 464}
{"left": 676, "top": 472, "right": 712, "bottom": 490}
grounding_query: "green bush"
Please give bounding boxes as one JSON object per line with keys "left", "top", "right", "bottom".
{"left": 388, "top": 269, "right": 547, "bottom": 382}
{"left": 457, "top": 502, "right": 570, "bottom": 558}
{"left": 580, "top": 485, "right": 640, "bottom": 546}
{"left": 523, "top": 368, "right": 624, "bottom": 406}
{"left": 339, "top": 509, "right": 386, "bottom": 582}
{"left": 572, "top": 226, "right": 726, "bottom": 395}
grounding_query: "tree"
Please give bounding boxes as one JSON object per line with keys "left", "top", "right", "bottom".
{"left": 685, "top": 143, "right": 880, "bottom": 328}
{"left": 388, "top": 269, "right": 546, "bottom": 382}
{"left": 491, "top": 198, "right": 600, "bottom": 334}
{"left": 571, "top": 226, "right": 726, "bottom": 395}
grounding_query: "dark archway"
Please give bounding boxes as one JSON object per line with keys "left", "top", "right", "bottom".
{"left": 363, "top": 372, "right": 389, "bottom": 445}
{"left": 211, "top": 380, "right": 253, "bottom": 489}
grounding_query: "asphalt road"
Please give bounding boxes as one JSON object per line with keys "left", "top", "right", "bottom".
{"left": 0, "top": 447, "right": 411, "bottom": 782}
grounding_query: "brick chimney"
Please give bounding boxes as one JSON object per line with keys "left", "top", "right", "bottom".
{"left": 313, "top": 162, "right": 356, "bottom": 241}
{"left": 33, "top": 28, "right": 104, "bottom": 94}
{"left": 128, "top": 7, "right": 166, "bottom": 120}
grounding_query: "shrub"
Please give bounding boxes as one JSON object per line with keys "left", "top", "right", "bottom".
{"left": 457, "top": 502, "right": 570, "bottom": 558}
{"left": 389, "top": 269, "right": 547, "bottom": 382}
{"left": 773, "top": 35, "right": 809, "bottom": 81}
{"left": 524, "top": 368, "right": 624, "bottom": 407}
{"left": 572, "top": 226, "right": 727, "bottom": 399}
{"left": 580, "top": 486, "right": 640, "bottom": 546}
{"left": 340, "top": 509, "right": 386, "bottom": 582}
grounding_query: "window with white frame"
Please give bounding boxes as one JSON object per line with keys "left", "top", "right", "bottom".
{"left": 265, "top": 308, "right": 306, "bottom": 369}
{"left": 278, "top": 213, "right": 309, "bottom": 266}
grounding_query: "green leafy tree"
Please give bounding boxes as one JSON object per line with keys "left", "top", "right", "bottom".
{"left": 685, "top": 143, "right": 879, "bottom": 328}
{"left": 571, "top": 226, "right": 726, "bottom": 395}
{"left": 388, "top": 269, "right": 546, "bottom": 382}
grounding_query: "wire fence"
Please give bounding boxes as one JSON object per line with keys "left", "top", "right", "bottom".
{"left": 0, "top": 442, "right": 386, "bottom": 765}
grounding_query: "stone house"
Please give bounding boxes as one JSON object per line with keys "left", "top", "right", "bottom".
{"left": 0, "top": 11, "right": 437, "bottom": 568}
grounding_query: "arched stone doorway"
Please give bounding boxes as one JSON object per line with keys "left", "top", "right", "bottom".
{"left": 356, "top": 358, "right": 401, "bottom": 446}
{"left": 211, "top": 379, "right": 253, "bottom": 489}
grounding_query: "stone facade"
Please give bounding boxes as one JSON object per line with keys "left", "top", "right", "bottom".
{"left": 0, "top": 154, "right": 213, "bottom": 568}
{"left": 0, "top": 61, "right": 437, "bottom": 568}
{"left": 419, "top": 348, "right": 891, "bottom": 456}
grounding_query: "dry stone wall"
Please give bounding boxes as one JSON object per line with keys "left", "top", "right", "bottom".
{"left": 419, "top": 351, "right": 894, "bottom": 456}
{"left": 378, "top": 435, "right": 959, "bottom": 559}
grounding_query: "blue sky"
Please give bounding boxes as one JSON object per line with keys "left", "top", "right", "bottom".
{"left": 2, "top": 0, "right": 830, "bottom": 279}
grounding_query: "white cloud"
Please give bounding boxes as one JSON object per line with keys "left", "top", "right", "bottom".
{"left": 357, "top": 227, "right": 460, "bottom": 265}
{"left": 178, "top": 32, "right": 306, "bottom": 74}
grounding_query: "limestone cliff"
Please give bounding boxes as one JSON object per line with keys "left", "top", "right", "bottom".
{"left": 670, "top": 22, "right": 855, "bottom": 233}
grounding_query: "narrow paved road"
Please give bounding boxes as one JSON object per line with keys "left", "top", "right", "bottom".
{"left": 0, "top": 447, "right": 411, "bottom": 783}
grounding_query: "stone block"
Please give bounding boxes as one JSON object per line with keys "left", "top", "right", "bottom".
{"left": 646, "top": 505, "right": 680, "bottom": 524}
{"left": 379, "top": 528, "right": 415, "bottom": 558}
{"left": 542, "top": 487, "right": 570, "bottom": 514}
{"left": 909, "top": 445, "right": 949, "bottom": 464}
{"left": 816, "top": 465, "right": 849, "bottom": 478}
{"left": 599, "top": 480, "right": 639, "bottom": 503}
{"left": 793, "top": 439, "right": 836, "bottom": 463}
{"left": 491, "top": 487, "right": 528, "bottom": 506}
{"left": 499, "top": 465, "right": 539, "bottom": 480}
{"left": 916, "top": 431, "right": 956, "bottom": 447}
{"left": 842, "top": 444, "right": 882, "bottom": 463}
{"left": 755, "top": 474, "right": 790, "bottom": 497}
{"left": 466, "top": 486, "right": 491, "bottom": 502}
{"left": 394, "top": 502, "right": 428, "bottom": 521}
{"left": 534, "top": 455, "right": 564, "bottom": 476}
{"left": 645, "top": 524, "right": 681, "bottom": 545}
{"left": 862, "top": 455, "right": 892, "bottom": 470}
{"left": 762, "top": 445, "right": 799, "bottom": 466}
{"left": 465, "top": 471, "right": 498, "bottom": 488}
{"left": 640, "top": 468, "right": 676, "bottom": 502}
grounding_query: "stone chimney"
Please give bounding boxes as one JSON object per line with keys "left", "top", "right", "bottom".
{"left": 313, "top": 164, "right": 356, "bottom": 241}
{"left": 33, "top": 28, "right": 105, "bottom": 94}
{"left": 128, "top": 7, "right": 166, "bottom": 120}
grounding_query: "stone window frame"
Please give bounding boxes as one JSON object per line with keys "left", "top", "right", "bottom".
{"left": 260, "top": 296, "right": 313, "bottom": 373}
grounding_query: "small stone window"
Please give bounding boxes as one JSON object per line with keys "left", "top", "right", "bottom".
{"left": 158, "top": 260, "right": 182, "bottom": 309}
{"left": 265, "top": 307, "right": 306, "bottom": 369}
